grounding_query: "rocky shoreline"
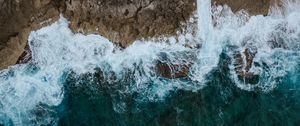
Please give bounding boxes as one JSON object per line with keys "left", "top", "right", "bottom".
{"left": 0, "top": 0, "right": 273, "bottom": 78}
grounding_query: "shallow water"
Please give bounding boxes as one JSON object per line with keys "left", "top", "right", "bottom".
{"left": 1, "top": 0, "right": 300, "bottom": 125}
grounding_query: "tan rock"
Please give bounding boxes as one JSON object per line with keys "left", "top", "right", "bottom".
{"left": 155, "top": 50, "right": 198, "bottom": 78}
{"left": 64, "top": 0, "right": 196, "bottom": 47}
{"left": 0, "top": 0, "right": 60, "bottom": 69}
{"left": 212, "top": 0, "right": 271, "bottom": 15}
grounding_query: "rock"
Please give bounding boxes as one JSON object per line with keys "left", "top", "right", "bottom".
{"left": 16, "top": 44, "right": 32, "bottom": 64}
{"left": 0, "top": 28, "right": 31, "bottom": 69}
{"left": 212, "top": 0, "right": 271, "bottom": 16}
{"left": 63, "top": 0, "right": 196, "bottom": 47}
{"left": 233, "top": 48, "right": 259, "bottom": 84}
{"left": 156, "top": 61, "right": 192, "bottom": 78}
{"left": 0, "top": 0, "right": 60, "bottom": 69}
{"left": 155, "top": 50, "right": 197, "bottom": 78}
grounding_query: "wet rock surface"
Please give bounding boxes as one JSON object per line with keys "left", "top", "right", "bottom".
{"left": 156, "top": 61, "right": 192, "bottom": 78}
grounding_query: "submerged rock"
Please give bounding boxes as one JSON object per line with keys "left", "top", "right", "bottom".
{"left": 233, "top": 48, "right": 260, "bottom": 84}
{"left": 155, "top": 50, "right": 198, "bottom": 78}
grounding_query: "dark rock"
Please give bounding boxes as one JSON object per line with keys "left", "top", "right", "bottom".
{"left": 156, "top": 61, "right": 192, "bottom": 78}
{"left": 233, "top": 48, "right": 259, "bottom": 84}
{"left": 16, "top": 44, "right": 32, "bottom": 64}
{"left": 212, "top": 0, "right": 271, "bottom": 16}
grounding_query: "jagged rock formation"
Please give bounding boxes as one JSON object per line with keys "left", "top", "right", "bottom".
{"left": 0, "top": 0, "right": 273, "bottom": 70}
{"left": 233, "top": 48, "right": 259, "bottom": 84}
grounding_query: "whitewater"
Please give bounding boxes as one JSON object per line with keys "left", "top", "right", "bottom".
{"left": 1, "top": 0, "right": 300, "bottom": 125}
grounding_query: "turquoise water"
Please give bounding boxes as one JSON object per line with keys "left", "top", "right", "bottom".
{"left": 55, "top": 53, "right": 300, "bottom": 126}
{"left": 1, "top": 0, "right": 300, "bottom": 125}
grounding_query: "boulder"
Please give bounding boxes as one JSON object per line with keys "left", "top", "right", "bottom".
{"left": 156, "top": 61, "right": 192, "bottom": 78}
{"left": 155, "top": 50, "right": 198, "bottom": 78}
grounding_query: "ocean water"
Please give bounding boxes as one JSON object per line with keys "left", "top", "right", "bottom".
{"left": 1, "top": 0, "right": 300, "bottom": 125}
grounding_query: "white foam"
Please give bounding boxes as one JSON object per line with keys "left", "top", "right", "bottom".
{"left": 189, "top": 0, "right": 300, "bottom": 91}
{"left": 212, "top": 0, "right": 300, "bottom": 91}
{"left": 189, "top": 0, "right": 223, "bottom": 86}
{"left": 0, "top": 15, "right": 196, "bottom": 125}
{"left": 0, "top": 0, "right": 300, "bottom": 124}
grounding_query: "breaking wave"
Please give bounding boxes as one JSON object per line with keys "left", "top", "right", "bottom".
{"left": 0, "top": 0, "right": 300, "bottom": 125}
